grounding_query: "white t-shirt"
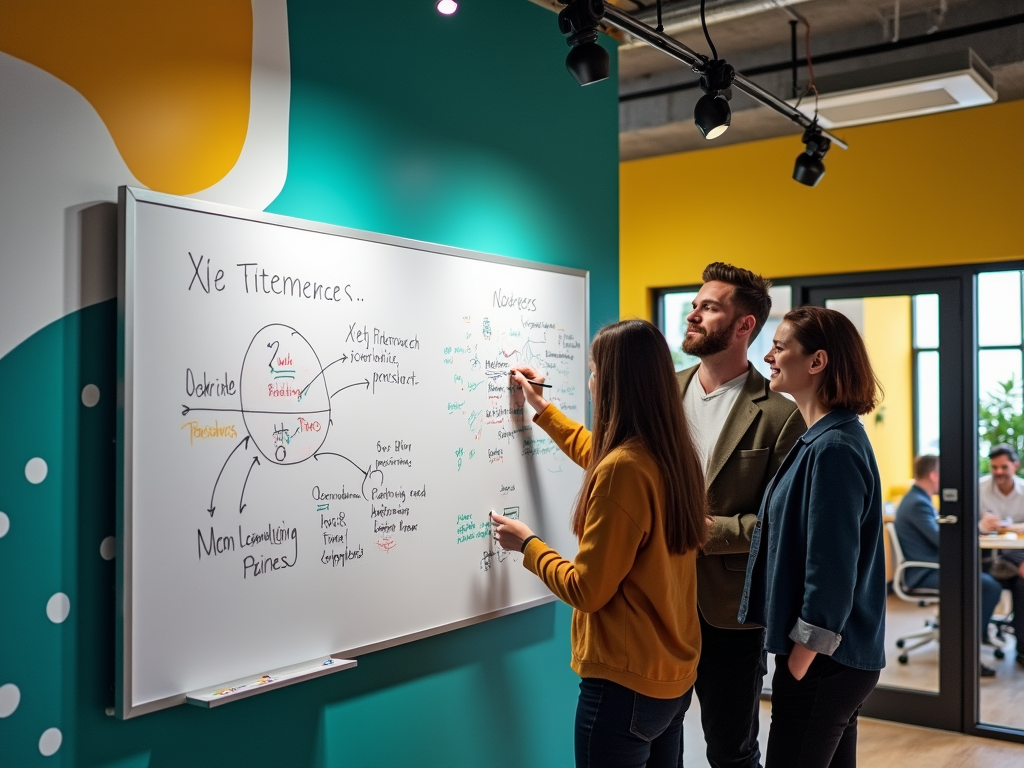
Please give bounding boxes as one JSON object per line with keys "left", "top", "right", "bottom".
{"left": 683, "top": 368, "right": 748, "bottom": 472}
{"left": 979, "top": 475, "right": 1024, "bottom": 524}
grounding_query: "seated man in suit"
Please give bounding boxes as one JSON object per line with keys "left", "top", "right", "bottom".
{"left": 895, "top": 454, "right": 1003, "bottom": 676}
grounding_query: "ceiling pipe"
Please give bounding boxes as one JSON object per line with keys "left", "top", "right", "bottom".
{"left": 602, "top": 3, "right": 849, "bottom": 149}
{"left": 621, "top": 0, "right": 815, "bottom": 50}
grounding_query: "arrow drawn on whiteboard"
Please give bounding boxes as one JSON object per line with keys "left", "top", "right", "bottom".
{"left": 209, "top": 436, "right": 251, "bottom": 516}
{"left": 184, "top": 404, "right": 242, "bottom": 416}
{"left": 314, "top": 451, "right": 385, "bottom": 500}
{"left": 330, "top": 379, "right": 369, "bottom": 399}
{"left": 313, "top": 451, "right": 366, "bottom": 475}
{"left": 239, "top": 455, "right": 260, "bottom": 514}
{"left": 183, "top": 405, "right": 330, "bottom": 417}
{"left": 296, "top": 354, "right": 349, "bottom": 401}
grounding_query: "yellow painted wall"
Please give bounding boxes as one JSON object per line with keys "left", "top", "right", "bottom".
{"left": 621, "top": 99, "right": 1024, "bottom": 319}
{"left": 861, "top": 296, "right": 914, "bottom": 502}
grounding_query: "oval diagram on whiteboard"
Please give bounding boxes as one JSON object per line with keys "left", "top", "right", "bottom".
{"left": 240, "top": 324, "right": 330, "bottom": 464}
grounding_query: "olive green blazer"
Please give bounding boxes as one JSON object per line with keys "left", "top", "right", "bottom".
{"left": 677, "top": 365, "right": 805, "bottom": 629}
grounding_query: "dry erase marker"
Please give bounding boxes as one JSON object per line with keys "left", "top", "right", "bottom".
{"left": 510, "top": 372, "right": 552, "bottom": 388}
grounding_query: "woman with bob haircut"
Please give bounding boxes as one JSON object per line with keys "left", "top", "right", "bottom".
{"left": 738, "top": 305, "right": 886, "bottom": 768}
{"left": 492, "top": 319, "right": 708, "bottom": 768}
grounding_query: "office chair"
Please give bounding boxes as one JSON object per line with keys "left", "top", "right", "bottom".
{"left": 886, "top": 521, "right": 940, "bottom": 663}
{"left": 989, "top": 597, "right": 1014, "bottom": 659}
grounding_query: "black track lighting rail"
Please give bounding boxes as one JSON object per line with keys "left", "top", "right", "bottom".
{"left": 602, "top": 4, "right": 848, "bottom": 149}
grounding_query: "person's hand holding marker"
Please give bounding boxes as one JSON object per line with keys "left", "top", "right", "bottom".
{"left": 490, "top": 511, "right": 538, "bottom": 553}
{"left": 509, "top": 366, "right": 551, "bottom": 414}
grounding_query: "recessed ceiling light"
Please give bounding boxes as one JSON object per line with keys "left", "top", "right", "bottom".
{"left": 436, "top": 0, "right": 458, "bottom": 15}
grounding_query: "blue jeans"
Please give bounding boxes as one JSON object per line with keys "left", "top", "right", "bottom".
{"left": 575, "top": 678, "right": 694, "bottom": 768}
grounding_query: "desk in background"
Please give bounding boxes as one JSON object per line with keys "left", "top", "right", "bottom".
{"left": 980, "top": 533, "right": 1024, "bottom": 550}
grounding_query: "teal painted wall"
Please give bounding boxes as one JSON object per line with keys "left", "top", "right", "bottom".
{"left": 0, "top": 1, "right": 618, "bottom": 766}
{"left": 267, "top": 0, "right": 619, "bottom": 333}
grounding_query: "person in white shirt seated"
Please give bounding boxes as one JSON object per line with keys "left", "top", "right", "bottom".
{"left": 978, "top": 443, "right": 1024, "bottom": 669}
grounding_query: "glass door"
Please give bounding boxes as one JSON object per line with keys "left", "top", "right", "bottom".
{"left": 975, "top": 269, "right": 1024, "bottom": 737}
{"left": 807, "top": 279, "right": 967, "bottom": 731}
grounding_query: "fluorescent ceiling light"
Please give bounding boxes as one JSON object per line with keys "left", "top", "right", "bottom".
{"left": 790, "top": 49, "right": 997, "bottom": 129}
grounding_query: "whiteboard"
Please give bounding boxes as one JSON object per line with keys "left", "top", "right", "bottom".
{"left": 117, "top": 187, "right": 588, "bottom": 718}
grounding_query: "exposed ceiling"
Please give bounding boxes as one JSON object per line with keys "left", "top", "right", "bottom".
{"left": 530, "top": 0, "right": 1024, "bottom": 160}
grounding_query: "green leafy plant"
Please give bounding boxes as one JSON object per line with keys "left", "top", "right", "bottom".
{"left": 978, "top": 375, "right": 1024, "bottom": 477}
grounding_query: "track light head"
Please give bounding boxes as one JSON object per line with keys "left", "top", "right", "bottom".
{"left": 793, "top": 152, "right": 825, "bottom": 186}
{"left": 565, "top": 42, "right": 610, "bottom": 86}
{"left": 694, "top": 94, "right": 731, "bottom": 139}
{"left": 694, "top": 59, "right": 735, "bottom": 139}
{"left": 793, "top": 125, "right": 831, "bottom": 186}
{"left": 558, "top": 0, "right": 609, "bottom": 86}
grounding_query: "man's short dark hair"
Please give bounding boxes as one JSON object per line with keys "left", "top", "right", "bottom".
{"left": 989, "top": 443, "right": 1019, "bottom": 463}
{"left": 913, "top": 454, "right": 939, "bottom": 480}
{"left": 701, "top": 262, "right": 773, "bottom": 342}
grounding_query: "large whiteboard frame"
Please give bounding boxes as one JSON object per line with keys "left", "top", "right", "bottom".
{"left": 116, "top": 187, "right": 589, "bottom": 718}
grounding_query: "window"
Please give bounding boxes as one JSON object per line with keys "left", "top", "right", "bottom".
{"left": 976, "top": 270, "right": 1024, "bottom": 474}
{"left": 913, "top": 294, "right": 940, "bottom": 456}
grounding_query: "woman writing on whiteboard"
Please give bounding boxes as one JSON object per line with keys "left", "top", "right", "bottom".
{"left": 492, "top": 319, "right": 707, "bottom": 768}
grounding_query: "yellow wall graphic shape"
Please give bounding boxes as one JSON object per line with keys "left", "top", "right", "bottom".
{"left": 0, "top": 0, "right": 252, "bottom": 195}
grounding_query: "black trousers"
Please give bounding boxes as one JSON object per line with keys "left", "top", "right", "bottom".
{"left": 682, "top": 613, "right": 767, "bottom": 768}
{"left": 766, "top": 654, "right": 880, "bottom": 768}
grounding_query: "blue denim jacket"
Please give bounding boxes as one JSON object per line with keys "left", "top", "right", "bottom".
{"left": 738, "top": 410, "right": 887, "bottom": 671}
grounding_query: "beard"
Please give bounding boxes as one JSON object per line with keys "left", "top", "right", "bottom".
{"left": 682, "top": 322, "right": 734, "bottom": 357}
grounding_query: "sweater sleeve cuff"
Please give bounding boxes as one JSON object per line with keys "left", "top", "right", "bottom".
{"left": 789, "top": 617, "right": 842, "bottom": 655}
{"left": 522, "top": 536, "right": 546, "bottom": 573}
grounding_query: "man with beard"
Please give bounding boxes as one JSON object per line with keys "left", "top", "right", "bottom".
{"left": 677, "top": 263, "right": 805, "bottom": 768}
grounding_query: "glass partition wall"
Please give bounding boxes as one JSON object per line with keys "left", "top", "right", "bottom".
{"left": 976, "top": 270, "right": 1024, "bottom": 732}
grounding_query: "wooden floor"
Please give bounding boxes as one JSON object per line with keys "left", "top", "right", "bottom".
{"left": 682, "top": 698, "right": 1024, "bottom": 767}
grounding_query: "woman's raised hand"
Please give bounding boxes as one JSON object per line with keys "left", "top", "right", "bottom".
{"left": 509, "top": 366, "right": 550, "bottom": 414}
{"left": 490, "top": 512, "right": 534, "bottom": 552}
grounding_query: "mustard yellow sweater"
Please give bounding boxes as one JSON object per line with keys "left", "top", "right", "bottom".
{"left": 523, "top": 405, "right": 700, "bottom": 699}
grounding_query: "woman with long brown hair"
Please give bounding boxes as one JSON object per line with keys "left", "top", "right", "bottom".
{"left": 492, "top": 319, "right": 707, "bottom": 768}
{"left": 738, "top": 306, "right": 887, "bottom": 768}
